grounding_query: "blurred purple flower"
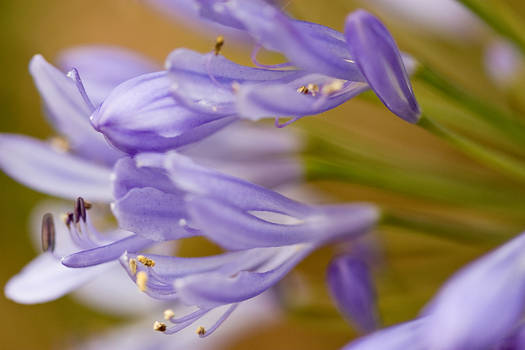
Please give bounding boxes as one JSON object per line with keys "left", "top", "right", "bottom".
{"left": 485, "top": 40, "right": 523, "bottom": 88}
{"left": 167, "top": 0, "right": 420, "bottom": 123}
{"left": 342, "top": 230, "right": 525, "bottom": 350}
{"left": 327, "top": 255, "right": 379, "bottom": 333}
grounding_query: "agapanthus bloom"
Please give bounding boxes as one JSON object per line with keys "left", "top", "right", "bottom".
{"left": 162, "top": 0, "right": 420, "bottom": 124}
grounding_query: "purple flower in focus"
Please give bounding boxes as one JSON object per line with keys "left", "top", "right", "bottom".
{"left": 62, "top": 152, "right": 378, "bottom": 336}
{"left": 167, "top": 0, "right": 420, "bottom": 124}
{"left": 327, "top": 255, "right": 379, "bottom": 333}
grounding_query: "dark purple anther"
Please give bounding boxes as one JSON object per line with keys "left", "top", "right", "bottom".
{"left": 41, "top": 213, "right": 55, "bottom": 252}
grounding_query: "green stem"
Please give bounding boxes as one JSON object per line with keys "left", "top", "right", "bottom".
{"left": 305, "top": 156, "right": 525, "bottom": 215}
{"left": 457, "top": 0, "right": 525, "bottom": 54}
{"left": 415, "top": 65, "right": 525, "bottom": 148}
{"left": 418, "top": 114, "right": 525, "bottom": 183}
{"left": 380, "top": 210, "right": 509, "bottom": 243}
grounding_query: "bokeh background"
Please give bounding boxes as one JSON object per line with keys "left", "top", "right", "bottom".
{"left": 2, "top": 0, "right": 525, "bottom": 349}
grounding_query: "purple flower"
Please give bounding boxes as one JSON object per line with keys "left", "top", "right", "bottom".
{"left": 327, "top": 255, "right": 379, "bottom": 333}
{"left": 484, "top": 40, "right": 523, "bottom": 88}
{"left": 420, "top": 231, "right": 525, "bottom": 350}
{"left": 0, "top": 48, "right": 157, "bottom": 201}
{"left": 60, "top": 152, "right": 378, "bottom": 336}
{"left": 171, "top": 0, "right": 420, "bottom": 123}
{"left": 90, "top": 70, "right": 237, "bottom": 154}
{"left": 342, "top": 230, "right": 525, "bottom": 350}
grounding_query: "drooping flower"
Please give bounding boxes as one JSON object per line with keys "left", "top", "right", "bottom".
{"left": 60, "top": 152, "right": 379, "bottom": 336}
{"left": 327, "top": 254, "right": 379, "bottom": 333}
{"left": 165, "top": 1, "right": 420, "bottom": 124}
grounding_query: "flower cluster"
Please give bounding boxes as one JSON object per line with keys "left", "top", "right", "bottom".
{"left": 3, "top": 0, "right": 525, "bottom": 349}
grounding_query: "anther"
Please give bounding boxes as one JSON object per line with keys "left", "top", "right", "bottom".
{"left": 163, "top": 309, "right": 175, "bottom": 321}
{"left": 178, "top": 218, "right": 187, "bottom": 227}
{"left": 64, "top": 212, "right": 74, "bottom": 228}
{"left": 129, "top": 258, "right": 137, "bottom": 275}
{"left": 137, "top": 255, "right": 156, "bottom": 267}
{"left": 214, "top": 35, "right": 224, "bottom": 55}
{"left": 307, "top": 83, "right": 319, "bottom": 96}
{"left": 196, "top": 326, "right": 206, "bottom": 336}
{"left": 297, "top": 85, "right": 309, "bottom": 94}
{"left": 136, "top": 271, "right": 148, "bottom": 292}
{"left": 74, "top": 197, "right": 87, "bottom": 223}
{"left": 153, "top": 321, "right": 167, "bottom": 332}
{"left": 41, "top": 213, "right": 55, "bottom": 253}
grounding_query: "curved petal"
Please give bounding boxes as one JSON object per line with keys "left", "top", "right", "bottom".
{"left": 235, "top": 74, "right": 369, "bottom": 120}
{"left": 0, "top": 134, "right": 113, "bottom": 201}
{"left": 29, "top": 54, "right": 123, "bottom": 165}
{"left": 112, "top": 187, "right": 196, "bottom": 241}
{"left": 58, "top": 45, "right": 158, "bottom": 105}
{"left": 62, "top": 234, "right": 155, "bottom": 268}
{"left": 187, "top": 197, "right": 378, "bottom": 249}
{"left": 91, "top": 71, "right": 235, "bottom": 154}
{"left": 112, "top": 157, "right": 181, "bottom": 200}
{"left": 342, "top": 320, "right": 424, "bottom": 350}
{"left": 420, "top": 231, "right": 525, "bottom": 350}
{"left": 4, "top": 252, "right": 111, "bottom": 304}
{"left": 216, "top": 0, "right": 364, "bottom": 81}
{"left": 174, "top": 244, "right": 312, "bottom": 307}
{"left": 164, "top": 152, "right": 309, "bottom": 216}
{"left": 344, "top": 10, "right": 420, "bottom": 123}
{"left": 327, "top": 255, "right": 378, "bottom": 333}
{"left": 166, "top": 48, "right": 299, "bottom": 116}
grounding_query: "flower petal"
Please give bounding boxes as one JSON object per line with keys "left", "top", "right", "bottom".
{"left": 344, "top": 10, "right": 420, "bottom": 123}
{"left": 112, "top": 187, "right": 196, "bottom": 241}
{"left": 327, "top": 255, "right": 378, "bottom": 333}
{"left": 0, "top": 134, "right": 112, "bottom": 201}
{"left": 342, "top": 320, "right": 423, "bottom": 350}
{"left": 91, "top": 71, "right": 235, "bottom": 154}
{"left": 4, "top": 252, "right": 111, "bottom": 304}
{"left": 29, "top": 54, "right": 123, "bottom": 164}
{"left": 187, "top": 197, "right": 378, "bottom": 249}
{"left": 235, "top": 74, "right": 369, "bottom": 120}
{"left": 58, "top": 45, "right": 158, "bottom": 105}
{"left": 420, "top": 231, "right": 525, "bottom": 350}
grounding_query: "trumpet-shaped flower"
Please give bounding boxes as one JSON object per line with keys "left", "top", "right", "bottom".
{"left": 166, "top": 1, "right": 420, "bottom": 123}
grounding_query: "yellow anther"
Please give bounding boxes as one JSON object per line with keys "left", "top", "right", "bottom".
{"left": 214, "top": 35, "right": 225, "bottom": 55}
{"left": 296, "top": 85, "right": 309, "bottom": 94}
{"left": 196, "top": 326, "right": 206, "bottom": 336}
{"left": 163, "top": 309, "right": 175, "bottom": 321}
{"left": 129, "top": 258, "right": 137, "bottom": 275}
{"left": 136, "top": 271, "right": 148, "bottom": 292}
{"left": 307, "top": 83, "right": 319, "bottom": 96}
{"left": 49, "top": 137, "right": 70, "bottom": 152}
{"left": 137, "top": 255, "right": 156, "bottom": 267}
{"left": 321, "top": 79, "right": 345, "bottom": 95}
{"left": 153, "top": 321, "right": 167, "bottom": 332}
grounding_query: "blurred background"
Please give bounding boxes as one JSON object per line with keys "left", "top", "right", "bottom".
{"left": 2, "top": 0, "right": 525, "bottom": 349}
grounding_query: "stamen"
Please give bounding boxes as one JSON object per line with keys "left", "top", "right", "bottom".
{"left": 129, "top": 258, "right": 137, "bottom": 275}
{"left": 74, "top": 197, "right": 87, "bottom": 223}
{"left": 275, "top": 116, "right": 300, "bottom": 128}
{"left": 321, "top": 79, "right": 345, "bottom": 95}
{"left": 196, "top": 326, "right": 206, "bottom": 336}
{"left": 178, "top": 218, "right": 187, "bottom": 227}
{"left": 49, "top": 137, "right": 69, "bottom": 152}
{"left": 66, "top": 68, "right": 96, "bottom": 113}
{"left": 297, "top": 86, "right": 309, "bottom": 94}
{"left": 153, "top": 321, "right": 167, "bottom": 332}
{"left": 136, "top": 271, "right": 148, "bottom": 292}
{"left": 250, "top": 44, "right": 293, "bottom": 69}
{"left": 197, "top": 304, "right": 239, "bottom": 338}
{"left": 214, "top": 35, "right": 224, "bottom": 55}
{"left": 307, "top": 83, "right": 319, "bottom": 96}
{"left": 41, "top": 213, "right": 55, "bottom": 253}
{"left": 163, "top": 309, "right": 175, "bottom": 321}
{"left": 62, "top": 212, "right": 74, "bottom": 228}
{"left": 137, "top": 255, "right": 156, "bottom": 267}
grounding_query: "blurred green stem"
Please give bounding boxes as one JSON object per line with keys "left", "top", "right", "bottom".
{"left": 418, "top": 114, "right": 525, "bottom": 183}
{"left": 415, "top": 65, "right": 525, "bottom": 149}
{"left": 457, "top": 0, "right": 525, "bottom": 54}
